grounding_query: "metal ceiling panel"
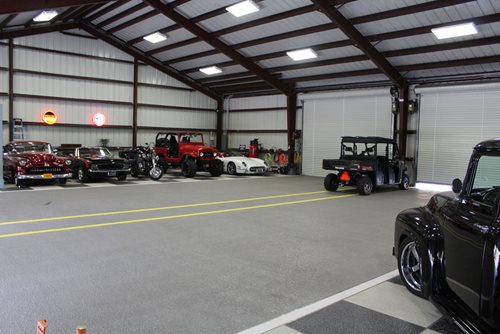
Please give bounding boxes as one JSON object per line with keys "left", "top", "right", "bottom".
{"left": 188, "top": 64, "right": 249, "bottom": 80}
{"left": 175, "top": 0, "right": 237, "bottom": 19}
{"left": 131, "top": 28, "right": 197, "bottom": 53}
{"left": 113, "top": 13, "right": 174, "bottom": 41}
{"left": 221, "top": 11, "right": 332, "bottom": 46}
{"left": 153, "top": 40, "right": 215, "bottom": 62}
{"left": 405, "top": 64, "right": 500, "bottom": 80}
{"left": 281, "top": 60, "right": 378, "bottom": 79}
{"left": 99, "top": 6, "right": 153, "bottom": 29}
{"left": 238, "top": 29, "right": 348, "bottom": 58}
{"left": 173, "top": 54, "right": 233, "bottom": 71}
{"left": 295, "top": 74, "right": 391, "bottom": 89}
{"left": 197, "top": 0, "right": 312, "bottom": 33}
{"left": 340, "top": 0, "right": 434, "bottom": 18}
{"left": 3, "top": 11, "right": 45, "bottom": 26}
{"left": 90, "top": 0, "right": 141, "bottom": 25}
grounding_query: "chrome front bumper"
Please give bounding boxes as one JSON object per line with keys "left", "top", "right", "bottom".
{"left": 17, "top": 173, "right": 73, "bottom": 180}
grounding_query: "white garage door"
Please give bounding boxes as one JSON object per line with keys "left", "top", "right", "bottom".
{"left": 416, "top": 83, "right": 500, "bottom": 184}
{"left": 301, "top": 89, "right": 393, "bottom": 177}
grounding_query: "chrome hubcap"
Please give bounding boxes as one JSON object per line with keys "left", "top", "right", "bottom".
{"left": 400, "top": 241, "right": 422, "bottom": 292}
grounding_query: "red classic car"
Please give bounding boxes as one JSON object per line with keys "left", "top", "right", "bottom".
{"left": 2, "top": 140, "right": 73, "bottom": 187}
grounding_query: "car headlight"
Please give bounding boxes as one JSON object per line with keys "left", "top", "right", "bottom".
{"left": 199, "top": 152, "right": 204, "bottom": 157}
{"left": 213, "top": 152, "right": 217, "bottom": 157}
{"left": 65, "top": 159, "right": 72, "bottom": 166}
{"left": 242, "top": 162, "right": 247, "bottom": 167}
{"left": 18, "top": 159, "right": 27, "bottom": 166}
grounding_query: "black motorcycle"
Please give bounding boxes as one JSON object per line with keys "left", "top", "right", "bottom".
{"left": 119, "top": 143, "right": 163, "bottom": 180}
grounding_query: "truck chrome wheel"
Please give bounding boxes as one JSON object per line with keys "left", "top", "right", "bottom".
{"left": 399, "top": 239, "right": 423, "bottom": 295}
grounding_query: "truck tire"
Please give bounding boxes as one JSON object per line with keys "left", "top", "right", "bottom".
{"left": 357, "top": 175, "right": 373, "bottom": 195}
{"left": 324, "top": 173, "right": 339, "bottom": 191}
{"left": 181, "top": 159, "right": 197, "bottom": 177}
{"left": 209, "top": 163, "right": 223, "bottom": 177}
{"left": 399, "top": 174, "right": 410, "bottom": 190}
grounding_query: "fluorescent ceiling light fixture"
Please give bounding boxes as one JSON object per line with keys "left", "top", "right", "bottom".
{"left": 286, "top": 48, "right": 318, "bottom": 61}
{"left": 143, "top": 32, "right": 167, "bottom": 43}
{"left": 226, "top": 0, "right": 259, "bottom": 17}
{"left": 200, "top": 66, "right": 222, "bottom": 75}
{"left": 431, "top": 22, "right": 478, "bottom": 39}
{"left": 33, "top": 10, "right": 58, "bottom": 22}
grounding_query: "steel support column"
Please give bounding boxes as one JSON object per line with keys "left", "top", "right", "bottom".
{"left": 132, "top": 58, "right": 138, "bottom": 147}
{"left": 287, "top": 94, "right": 297, "bottom": 165}
{"left": 8, "top": 38, "right": 14, "bottom": 142}
{"left": 216, "top": 99, "right": 223, "bottom": 150}
{"left": 398, "top": 84, "right": 409, "bottom": 158}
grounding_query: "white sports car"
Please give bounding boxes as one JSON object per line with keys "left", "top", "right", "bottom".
{"left": 218, "top": 149, "right": 268, "bottom": 175}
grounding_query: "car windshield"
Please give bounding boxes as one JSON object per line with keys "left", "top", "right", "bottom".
{"left": 179, "top": 133, "right": 203, "bottom": 144}
{"left": 13, "top": 143, "right": 52, "bottom": 153}
{"left": 472, "top": 155, "right": 500, "bottom": 190}
{"left": 79, "top": 148, "right": 112, "bottom": 158}
{"left": 341, "top": 142, "right": 377, "bottom": 157}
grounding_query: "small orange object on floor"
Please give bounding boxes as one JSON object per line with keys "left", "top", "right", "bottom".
{"left": 76, "top": 326, "right": 87, "bottom": 334}
{"left": 37, "top": 320, "right": 47, "bottom": 334}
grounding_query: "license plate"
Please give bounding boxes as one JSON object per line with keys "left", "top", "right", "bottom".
{"left": 42, "top": 173, "right": 53, "bottom": 179}
{"left": 256, "top": 168, "right": 264, "bottom": 173}
{"left": 107, "top": 171, "right": 116, "bottom": 176}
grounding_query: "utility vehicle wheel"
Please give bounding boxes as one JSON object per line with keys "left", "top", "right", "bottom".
{"left": 149, "top": 166, "right": 163, "bottom": 180}
{"left": 399, "top": 174, "right": 410, "bottom": 190}
{"left": 130, "top": 168, "right": 139, "bottom": 177}
{"left": 117, "top": 173, "right": 127, "bottom": 181}
{"left": 357, "top": 175, "right": 373, "bottom": 195}
{"left": 78, "top": 167, "right": 90, "bottom": 183}
{"left": 209, "top": 163, "right": 223, "bottom": 177}
{"left": 181, "top": 159, "right": 197, "bottom": 178}
{"left": 324, "top": 173, "right": 339, "bottom": 191}
{"left": 398, "top": 237, "right": 427, "bottom": 298}
{"left": 227, "top": 162, "right": 237, "bottom": 175}
{"left": 57, "top": 178, "right": 67, "bottom": 185}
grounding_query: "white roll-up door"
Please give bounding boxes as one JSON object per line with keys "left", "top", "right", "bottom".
{"left": 416, "top": 83, "right": 500, "bottom": 184}
{"left": 300, "top": 89, "right": 393, "bottom": 177}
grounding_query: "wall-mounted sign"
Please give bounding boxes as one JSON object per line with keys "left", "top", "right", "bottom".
{"left": 93, "top": 112, "right": 106, "bottom": 127}
{"left": 42, "top": 110, "right": 57, "bottom": 125}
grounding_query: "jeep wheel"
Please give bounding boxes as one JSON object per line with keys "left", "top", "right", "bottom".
{"left": 181, "top": 159, "right": 197, "bottom": 177}
{"left": 324, "top": 173, "right": 339, "bottom": 191}
{"left": 227, "top": 162, "right": 237, "bottom": 175}
{"left": 117, "top": 173, "right": 127, "bottom": 181}
{"left": 357, "top": 175, "right": 373, "bottom": 195}
{"left": 78, "top": 167, "right": 90, "bottom": 183}
{"left": 398, "top": 237, "right": 427, "bottom": 298}
{"left": 399, "top": 174, "right": 410, "bottom": 190}
{"left": 209, "top": 163, "right": 223, "bottom": 177}
{"left": 15, "top": 177, "right": 27, "bottom": 188}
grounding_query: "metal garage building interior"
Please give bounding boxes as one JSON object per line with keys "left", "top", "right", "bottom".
{"left": 0, "top": 0, "right": 499, "bottom": 333}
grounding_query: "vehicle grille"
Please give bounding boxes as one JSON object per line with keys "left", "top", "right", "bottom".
{"left": 94, "top": 164, "right": 125, "bottom": 170}
{"left": 28, "top": 167, "right": 64, "bottom": 174}
{"left": 250, "top": 167, "right": 265, "bottom": 172}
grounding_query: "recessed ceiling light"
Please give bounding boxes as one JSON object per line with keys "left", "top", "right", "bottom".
{"left": 226, "top": 0, "right": 259, "bottom": 17}
{"left": 286, "top": 48, "right": 318, "bottom": 61}
{"left": 431, "top": 22, "right": 478, "bottom": 39}
{"left": 143, "top": 32, "right": 167, "bottom": 44}
{"left": 200, "top": 66, "right": 222, "bottom": 75}
{"left": 33, "top": 10, "right": 58, "bottom": 22}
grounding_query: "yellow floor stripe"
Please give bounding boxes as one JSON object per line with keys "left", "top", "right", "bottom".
{"left": 0, "top": 190, "right": 330, "bottom": 226}
{"left": 0, "top": 193, "right": 356, "bottom": 239}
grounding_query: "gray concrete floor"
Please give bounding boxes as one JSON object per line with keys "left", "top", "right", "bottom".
{"left": 0, "top": 175, "right": 437, "bottom": 333}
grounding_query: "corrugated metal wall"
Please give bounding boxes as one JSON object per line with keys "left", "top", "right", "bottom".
{"left": 3, "top": 31, "right": 216, "bottom": 148}
{"left": 225, "top": 94, "right": 296, "bottom": 150}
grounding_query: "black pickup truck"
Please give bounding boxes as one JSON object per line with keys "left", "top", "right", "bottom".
{"left": 322, "top": 136, "right": 409, "bottom": 195}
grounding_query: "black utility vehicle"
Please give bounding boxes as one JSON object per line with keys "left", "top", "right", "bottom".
{"left": 394, "top": 138, "right": 500, "bottom": 333}
{"left": 323, "top": 136, "right": 409, "bottom": 195}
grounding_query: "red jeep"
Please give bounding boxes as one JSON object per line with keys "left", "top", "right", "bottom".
{"left": 154, "top": 132, "right": 223, "bottom": 177}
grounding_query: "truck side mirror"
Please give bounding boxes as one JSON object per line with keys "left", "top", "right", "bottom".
{"left": 452, "top": 178, "right": 462, "bottom": 194}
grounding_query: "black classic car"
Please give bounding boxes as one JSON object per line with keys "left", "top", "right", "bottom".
{"left": 394, "top": 138, "right": 500, "bottom": 333}
{"left": 67, "top": 146, "right": 129, "bottom": 182}
{"left": 3, "top": 140, "right": 73, "bottom": 187}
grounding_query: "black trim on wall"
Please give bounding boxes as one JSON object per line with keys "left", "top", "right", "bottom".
{"left": 139, "top": 82, "right": 194, "bottom": 92}
{"left": 138, "top": 125, "right": 217, "bottom": 132}
{"left": 227, "top": 129, "right": 287, "bottom": 133}
{"left": 229, "top": 106, "right": 302, "bottom": 112}
{"left": 21, "top": 121, "right": 132, "bottom": 130}
{"left": 139, "top": 103, "right": 216, "bottom": 112}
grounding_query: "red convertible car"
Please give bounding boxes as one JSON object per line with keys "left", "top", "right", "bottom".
{"left": 2, "top": 140, "right": 73, "bottom": 187}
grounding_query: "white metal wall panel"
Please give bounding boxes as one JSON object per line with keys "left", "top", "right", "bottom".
{"left": 0, "top": 71, "right": 7, "bottom": 93}
{"left": 0, "top": 45, "right": 7, "bottom": 67}
{"left": 228, "top": 110, "right": 286, "bottom": 130}
{"left": 14, "top": 98, "right": 132, "bottom": 125}
{"left": 300, "top": 89, "right": 392, "bottom": 177}
{"left": 23, "top": 125, "right": 132, "bottom": 147}
{"left": 138, "top": 85, "right": 216, "bottom": 109}
{"left": 229, "top": 94, "right": 287, "bottom": 110}
{"left": 15, "top": 48, "right": 134, "bottom": 81}
{"left": 416, "top": 83, "right": 500, "bottom": 184}
{"left": 15, "top": 73, "right": 133, "bottom": 103}
{"left": 138, "top": 106, "right": 216, "bottom": 129}
{"left": 15, "top": 32, "right": 133, "bottom": 61}
{"left": 228, "top": 133, "right": 287, "bottom": 151}
{"left": 1, "top": 97, "right": 9, "bottom": 120}
{"left": 139, "top": 65, "right": 190, "bottom": 89}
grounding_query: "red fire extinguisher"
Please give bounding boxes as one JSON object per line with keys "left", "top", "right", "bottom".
{"left": 249, "top": 138, "right": 259, "bottom": 158}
